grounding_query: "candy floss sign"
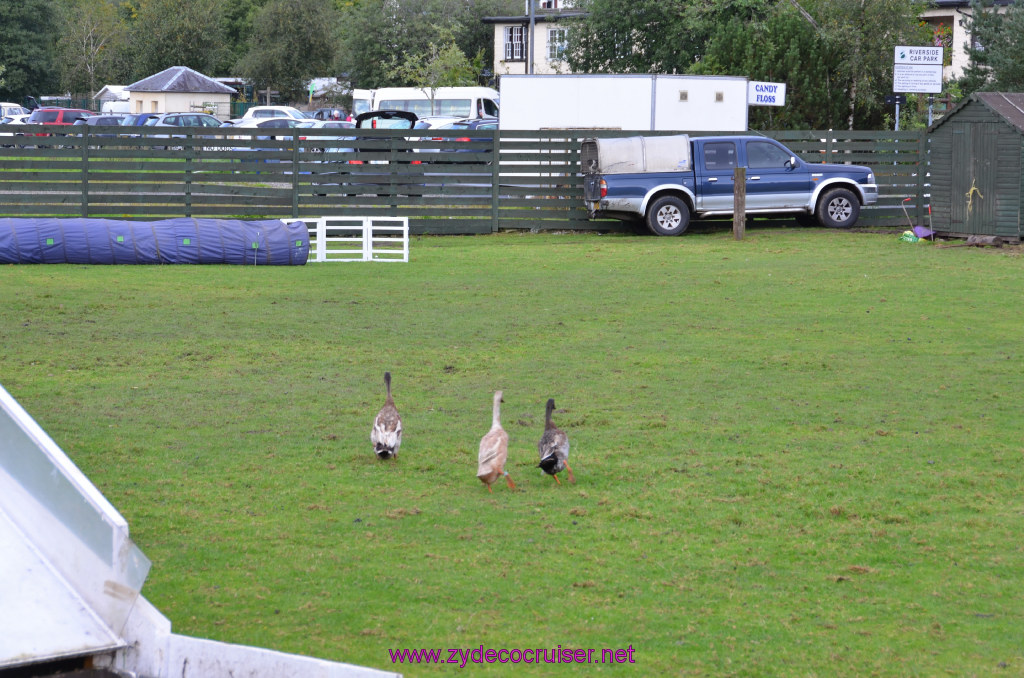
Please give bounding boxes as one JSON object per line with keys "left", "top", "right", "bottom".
{"left": 748, "top": 81, "right": 787, "bottom": 107}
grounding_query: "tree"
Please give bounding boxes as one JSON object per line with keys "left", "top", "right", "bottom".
{"left": 56, "top": 0, "right": 129, "bottom": 97}
{"left": 956, "top": 0, "right": 1024, "bottom": 94}
{"left": 130, "top": 0, "right": 228, "bottom": 80}
{"left": 564, "top": 0, "right": 774, "bottom": 74}
{"left": 801, "top": 0, "right": 929, "bottom": 129}
{"left": 336, "top": 0, "right": 517, "bottom": 89}
{"left": 692, "top": 7, "right": 846, "bottom": 130}
{"left": 0, "top": 0, "right": 60, "bottom": 102}
{"left": 236, "top": 0, "right": 339, "bottom": 103}
{"left": 390, "top": 28, "right": 480, "bottom": 112}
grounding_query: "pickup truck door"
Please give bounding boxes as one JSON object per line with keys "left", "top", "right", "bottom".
{"left": 696, "top": 140, "right": 738, "bottom": 211}
{"left": 743, "top": 140, "right": 811, "bottom": 209}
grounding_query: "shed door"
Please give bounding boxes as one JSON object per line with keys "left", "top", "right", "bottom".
{"left": 950, "top": 122, "right": 998, "bottom": 235}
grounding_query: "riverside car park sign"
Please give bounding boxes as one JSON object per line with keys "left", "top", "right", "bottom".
{"left": 893, "top": 46, "right": 943, "bottom": 94}
{"left": 747, "top": 81, "right": 786, "bottom": 106}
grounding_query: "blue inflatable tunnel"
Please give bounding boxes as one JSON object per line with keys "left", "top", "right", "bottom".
{"left": 0, "top": 218, "right": 310, "bottom": 265}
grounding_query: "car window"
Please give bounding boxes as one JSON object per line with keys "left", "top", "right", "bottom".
{"left": 746, "top": 141, "right": 791, "bottom": 169}
{"left": 703, "top": 142, "right": 737, "bottom": 170}
{"left": 481, "top": 99, "right": 499, "bottom": 117}
{"left": 32, "top": 111, "right": 60, "bottom": 123}
{"left": 199, "top": 116, "right": 221, "bottom": 127}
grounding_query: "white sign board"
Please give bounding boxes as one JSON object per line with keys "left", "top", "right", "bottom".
{"left": 748, "top": 81, "right": 786, "bottom": 107}
{"left": 894, "top": 46, "right": 942, "bottom": 65}
{"left": 893, "top": 45, "right": 944, "bottom": 94}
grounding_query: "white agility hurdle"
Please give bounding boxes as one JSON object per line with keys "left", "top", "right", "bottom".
{"left": 289, "top": 216, "right": 409, "bottom": 263}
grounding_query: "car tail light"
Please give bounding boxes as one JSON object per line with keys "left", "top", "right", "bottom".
{"left": 411, "top": 159, "right": 421, "bottom": 164}
{"left": 456, "top": 137, "right": 470, "bottom": 143}
{"left": 600, "top": 179, "right": 607, "bottom": 198}
{"left": 349, "top": 159, "right": 363, "bottom": 164}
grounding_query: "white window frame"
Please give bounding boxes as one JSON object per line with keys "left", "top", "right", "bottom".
{"left": 504, "top": 25, "right": 525, "bottom": 61}
{"left": 547, "top": 27, "right": 567, "bottom": 61}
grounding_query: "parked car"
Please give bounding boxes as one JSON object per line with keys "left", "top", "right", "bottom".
{"left": 142, "top": 112, "right": 223, "bottom": 129}
{"left": 25, "top": 107, "right": 94, "bottom": 136}
{"left": 228, "top": 118, "right": 306, "bottom": 158}
{"left": 582, "top": 134, "right": 878, "bottom": 235}
{"left": 0, "top": 114, "right": 31, "bottom": 146}
{"left": 418, "top": 117, "right": 497, "bottom": 163}
{"left": 140, "top": 112, "right": 224, "bottom": 149}
{"left": 297, "top": 119, "right": 355, "bottom": 154}
{"left": 241, "top": 105, "right": 309, "bottom": 121}
{"left": 312, "top": 107, "right": 348, "bottom": 121}
{"left": 1, "top": 102, "right": 30, "bottom": 118}
{"left": 122, "top": 112, "right": 162, "bottom": 127}
{"left": 69, "top": 114, "right": 127, "bottom": 141}
{"left": 356, "top": 109, "right": 418, "bottom": 130}
{"left": 311, "top": 110, "right": 420, "bottom": 195}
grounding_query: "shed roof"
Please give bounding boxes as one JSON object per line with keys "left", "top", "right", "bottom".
{"left": 126, "top": 66, "right": 236, "bottom": 94}
{"left": 94, "top": 85, "right": 128, "bottom": 101}
{"left": 930, "top": 92, "right": 1024, "bottom": 134}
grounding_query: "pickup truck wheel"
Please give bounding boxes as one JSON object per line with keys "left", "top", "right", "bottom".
{"left": 646, "top": 196, "right": 690, "bottom": 236}
{"left": 817, "top": 188, "right": 860, "bottom": 229}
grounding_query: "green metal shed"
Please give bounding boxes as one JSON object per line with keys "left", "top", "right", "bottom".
{"left": 928, "top": 92, "right": 1024, "bottom": 241}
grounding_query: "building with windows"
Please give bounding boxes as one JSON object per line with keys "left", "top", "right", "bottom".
{"left": 486, "top": 1, "right": 993, "bottom": 90}
{"left": 483, "top": 1, "right": 583, "bottom": 76}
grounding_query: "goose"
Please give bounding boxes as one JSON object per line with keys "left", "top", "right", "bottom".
{"left": 370, "top": 371, "right": 402, "bottom": 459}
{"left": 538, "top": 398, "right": 574, "bottom": 484}
{"left": 477, "top": 390, "right": 515, "bottom": 492}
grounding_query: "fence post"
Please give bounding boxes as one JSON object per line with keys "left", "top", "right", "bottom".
{"left": 81, "top": 128, "right": 90, "bottom": 218}
{"left": 292, "top": 131, "right": 300, "bottom": 218}
{"left": 916, "top": 131, "right": 928, "bottom": 226}
{"left": 184, "top": 134, "right": 193, "bottom": 218}
{"left": 491, "top": 128, "right": 500, "bottom": 233}
{"left": 733, "top": 166, "right": 746, "bottom": 240}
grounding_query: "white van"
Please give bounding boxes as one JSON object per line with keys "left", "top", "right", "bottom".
{"left": 351, "top": 89, "right": 373, "bottom": 116}
{"left": 373, "top": 87, "right": 499, "bottom": 119}
{"left": 1, "top": 102, "right": 30, "bottom": 117}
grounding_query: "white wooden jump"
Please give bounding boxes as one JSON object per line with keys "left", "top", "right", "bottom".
{"left": 288, "top": 216, "right": 409, "bottom": 263}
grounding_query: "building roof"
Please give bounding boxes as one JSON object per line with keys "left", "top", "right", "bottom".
{"left": 482, "top": 10, "right": 586, "bottom": 24}
{"left": 931, "top": 92, "right": 1024, "bottom": 133}
{"left": 94, "top": 85, "right": 128, "bottom": 101}
{"left": 126, "top": 66, "right": 236, "bottom": 94}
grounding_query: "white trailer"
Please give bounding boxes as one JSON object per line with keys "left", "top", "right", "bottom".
{"left": 499, "top": 74, "right": 749, "bottom": 131}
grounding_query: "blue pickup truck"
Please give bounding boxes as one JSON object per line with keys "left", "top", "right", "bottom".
{"left": 581, "top": 135, "right": 878, "bottom": 235}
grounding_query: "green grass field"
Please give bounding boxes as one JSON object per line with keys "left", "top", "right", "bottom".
{"left": 1, "top": 228, "right": 1021, "bottom": 676}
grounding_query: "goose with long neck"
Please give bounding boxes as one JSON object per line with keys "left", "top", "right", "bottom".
{"left": 477, "top": 390, "right": 515, "bottom": 492}
{"left": 371, "top": 371, "right": 402, "bottom": 459}
{"left": 538, "top": 398, "right": 574, "bottom": 484}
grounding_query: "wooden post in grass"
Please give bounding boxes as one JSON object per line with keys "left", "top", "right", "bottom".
{"left": 733, "top": 166, "right": 746, "bottom": 240}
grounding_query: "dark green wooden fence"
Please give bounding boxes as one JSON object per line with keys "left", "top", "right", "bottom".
{"left": 0, "top": 125, "right": 928, "bottom": 234}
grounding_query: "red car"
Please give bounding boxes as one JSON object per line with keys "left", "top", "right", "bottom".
{"left": 26, "top": 107, "right": 94, "bottom": 136}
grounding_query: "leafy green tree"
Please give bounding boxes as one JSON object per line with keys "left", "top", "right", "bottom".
{"left": 221, "top": 0, "right": 261, "bottom": 72}
{"left": 390, "top": 28, "right": 480, "bottom": 111}
{"left": 56, "top": 0, "right": 130, "bottom": 96}
{"left": 802, "top": 0, "right": 929, "bottom": 129}
{"left": 337, "top": 0, "right": 516, "bottom": 88}
{"left": 956, "top": 0, "right": 1024, "bottom": 94}
{"left": 693, "top": 7, "right": 846, "bottom": 130}
{"left": 0, "top": 0, "right": 60, "bottom": 102}
{"left": 236, "top": 0, "right": 339, "bottom": 103}
{"left": 564, "top": 0, "right": 774, "bottom": 74}
{"left": 130, "top": 0, "right": 228, "bottom": 79}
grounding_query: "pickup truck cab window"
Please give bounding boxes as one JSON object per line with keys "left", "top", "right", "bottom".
{"left": 703, "top": 142, "right": 737, "bottom": 170}
{"left": 747, "top": 141, "right": 792, "bottom": 169}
